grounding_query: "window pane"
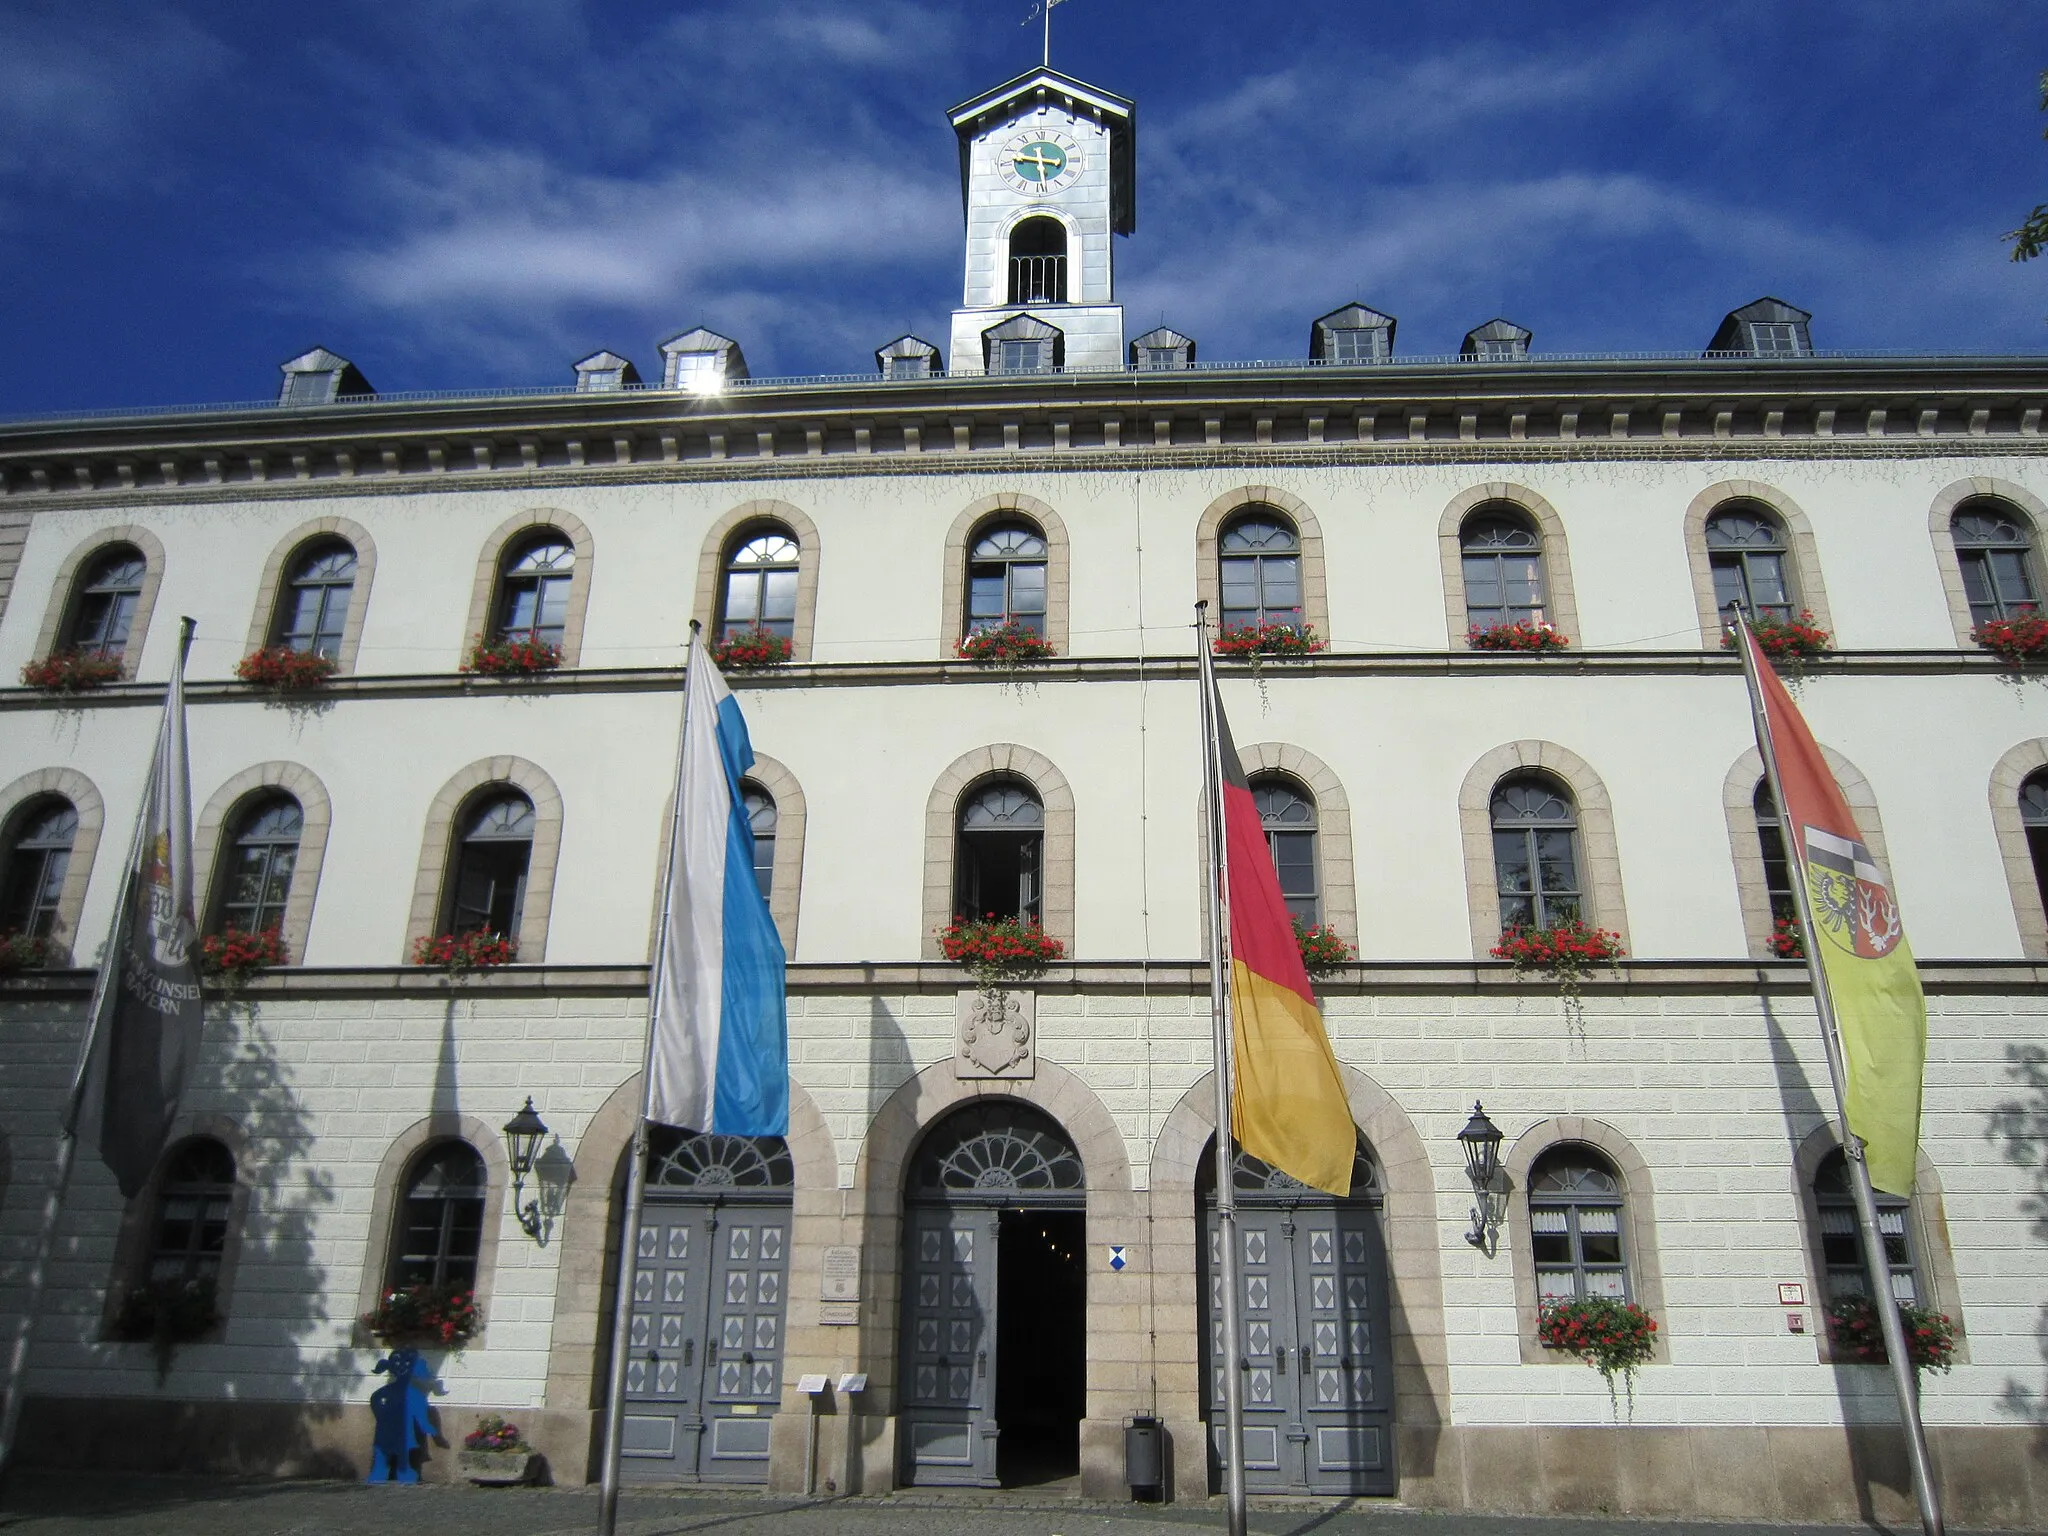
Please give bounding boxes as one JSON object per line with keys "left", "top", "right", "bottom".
{"left": 724, "top": 572, "right": 761, "bottom": 625}
{"left": 1008, "top": 562, "right": 1047, "bottom": 613}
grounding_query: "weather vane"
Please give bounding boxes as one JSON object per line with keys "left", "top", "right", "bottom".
{"left": 1022, "top": 0, "right": 1070, "bottom": 69}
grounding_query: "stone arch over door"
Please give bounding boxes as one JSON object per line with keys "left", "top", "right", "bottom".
{"left": 1150, "top": 1064, "right": 1448, "bottom": 1505}
{"left": 1194, "top": 485, "right": 1331, "bottom": 641}
{"left": 692, "top": 500, "right": 823, "bottom": 662}
{"left": 920, "top": 743, "right": 1076, "bottom": 957}
{"left": 938, "top": 492, "right": 1072, "bottom": 657}
{"left": 1722, "top": 744, "right": 1894, "bottom": 960}
{"left": 463, "top": 508, "right": 596, "bottom": 667}
{"left": 1437, "top": 482, "right": 1584, "bottom": 646}
{"left": 1681, "top": 480, "right": 1834, "bottom": 647}
{"left": 244, "top": 515, "right": 379, "bottom": 675}
{"left": 1457, "top": 740, "right": 1630, "bottom": 957}
{"left": 0, "top": 766, "right": 104, "bottom": 963}
{"left": 1928, "top": 477, "right": 2048, "bottom": 647}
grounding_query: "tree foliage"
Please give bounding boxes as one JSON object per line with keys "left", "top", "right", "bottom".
{"left": 2008, "top": 70, "right": 2048, "bottom": 262}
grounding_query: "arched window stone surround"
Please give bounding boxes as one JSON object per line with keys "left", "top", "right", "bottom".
{"left": 352, "top": 1114, "right": 511, "bottom": 1347}
{"left": 1788, "top": 1124, "right": 1968, "bottom": 1366}
{"left": 1150, "top": 1063, "right": 1448, "bottom": 1504}
{"left": 1681, "top": 481, "right": 1834, "bottom": 647}
{"left": 1194, "top": 486, "right": 1330, "bottom": 641}
{"left": 921, "top": 744, "right": 1075, "bottom": 958}
{"left": 1194, "top": 743, "right": 1357, "bottom": 949}
{"left": 1723, "top": 745, "right": 1894, "bottom": 961}
{"left": 403, "top": 757, "right": 564, "bottom": 962}
{"left": 1437, "top": 483, "right": 1583, "bottom": 646}
{"left": 1928, "top": 477, "right": 2048, "bottom": 647}
{"left": 243, "top": 516, "right": 378, "bottom": 676}
{"left": 0, "top": 767, "right": 104, "bottom": 963}
{"left": 100, "top": 1115, "right": 254, "bottom": 1341}
{"left": 33, "top": 524, "right": 168, "bottom": 679}
{"left": 939, "top": 492, "right": 1071, "bottom": 657}
{"left": 1458, "top": 742, "right": 1630, "bottom": 958}
{"left": 1501, "top": 1118, "right": 1670, "bottom": 1365}
{"left": 1988, "top": 738, "right": 2048, "bottom": 958}
{"left": 194, "top": 762, "right": 333, "bottom": 965}
{"left": 463, "top": 509, "right": 595, "bottom": 668}
{"left": 692, "top": 500, "right": 822, "bottom": 662}
{"left": 647, "top": 752, "right": 808, "bottom": 958}
{"left": 540, "top": 1074, "right": 836, "bottom": 1420}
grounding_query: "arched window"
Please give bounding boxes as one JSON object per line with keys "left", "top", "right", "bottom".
{"left": 719, "top": 529, "right": 800, "bottom": 643}
{"left": 1251, "top": 775, "right": 1318, "bottom": 925}
{"left": 66, "top": 546, "right": 148, "bottom": 657}
{"left": 1813, "top": 1148, "right": 1916, "bottom": 1304}
{"left": 1007, "top": 215, "right": 1068, "bottom": 305}
{"left": 1753, "top": 781, "right": 1798, "bottom": 926}
{"left": 1461, "top": 508, "right": 1547, "bottom": 628}
{"left": 965, "top": 523, "right": 1048, "bottom": 639}
{"left": 1705, "top": 505, "right": 1794, "bottom": 623}
{"left": 0, "top": 798, "right": 78, "bottom": 939}
{"left": 148, "top": 1138, "right": 235, "bottom": 1287}
{"left": 955, "top": 779, "right": 1043, "bottom": 922}
{"left": 2022, "top": 771, "right": 2048, "bottom": 916}
{"left": 743, "top": 784, "right": 776, "bottom": 899}
{"left": 390, "top": 1141, "right": 487, "bottom": 1290}
{"left": 494, "top": 535, "right": 576, "bottom": 648}
{"left": 211, "top": 795, "right": 302, "bottom": 939}
{"left": 1218, "top": 513, "right": 1302, "bottom": 634}
{"left": 1952, "top": 501, "right": 2041, "bottom": 625}
{"left": 1528, "top": 1146, "right": 1628, "bottom": 1300}
{"left": 270, "top": 541, "right": 357, "bottom": 657}
{"left": 448, "top": 792, "right": 535, "bottom": 937}
{"left": 1491, "top": 774, "right": 1580, "bottom": 930}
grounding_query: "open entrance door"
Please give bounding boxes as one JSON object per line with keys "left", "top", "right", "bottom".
{"left": 995, "top": 1208, "right": 1087, "bottom": 1485}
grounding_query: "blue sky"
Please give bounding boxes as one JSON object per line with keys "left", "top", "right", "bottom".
{"left": 2, "top": 0, "right": 2044, "bottom": 415}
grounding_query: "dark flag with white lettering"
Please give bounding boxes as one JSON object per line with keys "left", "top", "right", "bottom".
{"left": 66, "top": 627, "right": 203, "bottom": 1198}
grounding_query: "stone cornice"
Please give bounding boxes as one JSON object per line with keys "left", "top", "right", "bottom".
{"left": 3, "top": 357, "right": 2044, "bottom": 508}
{"left": 0, "top": 648, "right": 2025, "bottom": 711}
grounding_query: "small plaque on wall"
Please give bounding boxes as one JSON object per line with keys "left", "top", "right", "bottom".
{"left": 821, "top": 1245, "right": 861, "bottom": 1301}
{"left": 819, "top": 1301, "right": 860, "bottom": 1326}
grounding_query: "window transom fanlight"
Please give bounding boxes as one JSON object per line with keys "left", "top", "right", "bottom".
{"left": 721, "top": 530, "right": 800, "bottom": 642}
{"left": 647, "top": 1126, "right": 794, "bottom": 1190}
{"left": 1227, "top": 1138, "right": 1380, "bottom": 1201}
{"left": 961, "top": 783, "right": 1043, "bottom": 830}
{"left": 466, "top": 796, "right": 536, "bottom": 841}
{"left": 911, "top": 1103, "right": 1084, "bottom": 1198}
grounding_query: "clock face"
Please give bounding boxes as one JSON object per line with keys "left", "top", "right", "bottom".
{"left": 999, "top": 129, "right": 1080, "bottom": 194}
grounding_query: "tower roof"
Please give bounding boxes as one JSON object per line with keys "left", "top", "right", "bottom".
{"left": 947, "top": 67, "right": 1135, "bottom": 234}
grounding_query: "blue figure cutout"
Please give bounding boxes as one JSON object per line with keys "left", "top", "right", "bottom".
{"left": 366, "top": 1346, "right": 438, "bottom": 1483}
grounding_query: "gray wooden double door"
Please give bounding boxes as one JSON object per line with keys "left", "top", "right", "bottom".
{"left": 900, "top": 1205, "right": 1002, "bottom": 1485}
{"left": 1204, "top": 1199, "right": 1395, "bottom": 1494}
{"left": 618, "top": 1195, "right": 789, "bottom": 1482}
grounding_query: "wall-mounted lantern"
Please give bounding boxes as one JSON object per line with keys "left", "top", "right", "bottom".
{"left": 504, "top": 1097, "right": 550, "bottom": 1242}
{"left": 1458, "top": 1101, "right": 1506, "bottom": 1257}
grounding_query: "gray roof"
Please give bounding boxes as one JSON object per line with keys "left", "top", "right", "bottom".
{"left": 876, "top": 335, "right": 942, "bottom": 360}
{"left": 983, "top": 313, "right": 1063, "bottom": 342}
{"left": 1708, "top": 297, "right": 1814, "bottom": 354}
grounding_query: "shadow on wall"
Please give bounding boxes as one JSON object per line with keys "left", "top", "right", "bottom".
{"left": 851, "top": 994, "right": 912, "bottom": 1495}
{"left": 1987, "top": 1043, "right": 2048, "bottom": 1449}
{"left": 22, "top": 998, "right": 359, "bottom": 1475}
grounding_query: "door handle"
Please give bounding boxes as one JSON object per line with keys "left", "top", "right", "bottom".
{"left": 1275, "top": 1345, "right": 1287, "bottom": 1375}
{"left": 976, "top": 1350, "right": 987, "bottom": 1379}
{"left": 683, "top": 1340, "right": 694, "bottom": 1366}
{"left": 645, "top": 1349, "right": 660, "bottom": 1362}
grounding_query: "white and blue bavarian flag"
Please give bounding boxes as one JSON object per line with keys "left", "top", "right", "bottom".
{"left": 647, "top": 629, "right": 789, "bottom": 1136}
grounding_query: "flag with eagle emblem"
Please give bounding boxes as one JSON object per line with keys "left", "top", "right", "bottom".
{"left": 1738, "top": 622, "right": 1926, "bottom": 1195}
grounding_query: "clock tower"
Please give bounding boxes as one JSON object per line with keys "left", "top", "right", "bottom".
{"left": 946, "top": 68, "right": 1135, "bottom": 374}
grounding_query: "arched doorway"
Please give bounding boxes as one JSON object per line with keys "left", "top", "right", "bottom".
{"left": 617, "top": 1128, "right": 793, "bottom": 1484}
{"left": 900, "top": 1100, "right": 1087, "bottom": 1488}
{"left": 1199, "top": 1135, "right": 1394, "bottom": 1495}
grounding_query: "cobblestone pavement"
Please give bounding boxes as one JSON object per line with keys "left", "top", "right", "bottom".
{"left": 0, "top": 1474, "right": 2000, "bottom": 1536}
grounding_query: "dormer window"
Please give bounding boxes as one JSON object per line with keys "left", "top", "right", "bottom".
{"left": 1007, "top": 216, "right": 1068, "bottom": 305}
{"left": 876, "top": 336, "right": 942, "bottom": 380}
{"left": 1707, "top": 298, "right": 1813, "bottom": 357}
{"left": 276, "top": 346, "right": 372, "bottom": 408}
{"left": 1750, "top": 323, "right": 1799, "bottom": 355}
{"left": 1329, "top": 328, "right": 1385, "bottom": 363}
{"left": 573, "top": 351, "right": 640, "bottom": 393}
{"left": 659, "top": 328, "right": 747, "bottom": 393}
{"left": 1463, "top": 319, "right": 1532, "bottom": 363}
{"left": 1129, "top": 326, "right": 1195, "bottom": 370}
{"left": 1310, "top": 304, "right": 1396, "bottom": 365}
{"left": 982, "top": 314, "right": 1062, "bottom": 375}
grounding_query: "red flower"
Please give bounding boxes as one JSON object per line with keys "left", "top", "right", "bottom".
{"left": 957, "top": 622, "right": 1057, "bottom": 666}
{"left": 21, "top": 650, "right": 125, "bottom": 692}
{"left": 464, "top": 634, "right": 563, "bottom": 677}
{"left": 1212, "top": 622, "right": 1327, "bottom": 659}
{"left": 235, "top": 646, "right": 338, "bottom": 692}
{"left": 714, "top": 629, "right": 795, "bottom": 670}
{"left": 1468, "top": 620, "right": 1571, "bottom": 653}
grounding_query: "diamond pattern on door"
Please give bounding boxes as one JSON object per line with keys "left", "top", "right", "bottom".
{"left": 902, "top": 1207, "right": 996, "bottom": 1487}
{"left": 1310, "top": 1229, "right": 1333, "bottom": 1264}
{"left": 1245, "top": 1230, "right": 1267, "bottom": 1264}
{"left": 667, "top": 1228, "right": 689, "bottom": 1260}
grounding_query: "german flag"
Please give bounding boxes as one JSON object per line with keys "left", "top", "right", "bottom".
{"left": 1214, "top": 685, "right": 1356, "bottom": 1194}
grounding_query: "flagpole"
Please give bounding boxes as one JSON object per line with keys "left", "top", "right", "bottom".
{"left": 596, "top": 621, "right": 701, "bottom": 1536}
{"left": 0, "top": 618, "right": 195, "bottom": 1495}
{"left": 1731, "top": 608, "right": 1943, "bottom": 1536}
{"left": 1194, "top": 601, "right": 1248, "bottom": 1536}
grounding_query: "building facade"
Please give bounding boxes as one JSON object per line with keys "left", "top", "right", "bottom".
{"left": 0, "top": 66, "right": 2045, "bottom": 1525}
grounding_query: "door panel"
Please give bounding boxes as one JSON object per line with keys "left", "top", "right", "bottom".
{"left": 901, "top": 1207, "right": 999, "bottom": 1486}
{"left": 703, "top": 1212, "right": 788, "bottom": 1480}
{"left": 622, "top": 1203, "right": 712, "bottom": 1478}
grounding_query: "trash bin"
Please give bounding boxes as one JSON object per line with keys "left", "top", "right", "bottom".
{"left": 1124, "top": 1414, "right": 1163, "bottom": 1501}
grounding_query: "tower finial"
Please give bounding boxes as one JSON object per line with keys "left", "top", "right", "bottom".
{"left": 1023, "top": 0, "right": 1069, "bottom": 69}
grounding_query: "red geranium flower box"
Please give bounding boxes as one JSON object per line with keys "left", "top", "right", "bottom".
{"left": 411, "top": 931, "right": 519, "bottom": 973}
{"left": 957, "top": 621, "right": 1056, "bottom": 666}
{"left": 1468, "top": 619, "right": 1570, "bottom": 653}
{"left": 939, "top": 915, "right": 1065, "bottom": 988}
{"left": 714, "top": 628, "right": 794, "bottom": 670}
{"left": 1972, "top": 612, "right": 2048, "bottom": 666}
{"left": 1724, "top": 611, "right": 1832, "bottom": 663}
{"left": 464, "top": 635, "right": 562, "bottom": 677}
{"left": 1212, "top": 622, "right": 1327, "bottom": 659}
{"left": 21, "top": 651, "right": 125, "bottom": 692}
{"left": 199, "top": 925, "right": 288, "bottom": 985}
{"left": 235, "top": 646, "right": 337, "bottom": 691}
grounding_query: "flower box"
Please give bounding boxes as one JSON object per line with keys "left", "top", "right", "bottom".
{"left": 235, "top": 646, "right": 337, "bottom": 691}
{"left": 1492, "top": 920, "right": 1627, "bottom": 979}
{"left": 458, "top": 1449, "right": 537, "bottom": 1485}
{"left": 1724, "top": 611, "right": 1832, "bottom": 663}
{"left": 21, "top": 651, "right": 124, "bottom": 693}
{"left": 0, "top": 932, "right": 53, "bottom": 973}
{"left": 713, "top": 628, "right": 794, "bottom": 670}
{"left": 1212, "top": 622, "right": 1327, "bottom": 659}
{"left": 1824, "top": 1293, "right": 1957, "bottom": 1374}
{"left": 957, "top": 622, "right": 1056, "bottom": 667}
{"left": 1971, "top": 612, "right": 2048, "bottom": 666}
{"left": 463, "top": 635, "right": 562, "bottom": 677}
{"left": 200, "top": 926, "right": 288, "bottom": 987}
{"left": 939, "top": 915, "right": 1065, "bottom": 989}
{"left": 1468, "top": 619, "right": 1570, "bottom": 653}
{"left": 1537, "top": 1296, "right": 1658, "bottom": 1416}
{"left": 411, "top": 931, "right": 518, "bottom": 973}
{"left": 112, "top": 1275, "right": 220, "bottom": 1380}
{"left": 1770, "top": 916, "right": 1805, "bottom": 959}
{"left": 361, "top": 1282, "right": 480, "bottom": 1349}
{"left": 1294, "top": 919, "right": 1354, "bottom": 978}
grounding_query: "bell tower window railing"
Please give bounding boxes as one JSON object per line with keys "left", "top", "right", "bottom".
{"left": 1008, "top": 254, "right": 1067, "bottom": 305}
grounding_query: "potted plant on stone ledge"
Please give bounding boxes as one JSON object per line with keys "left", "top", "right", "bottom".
{"left": 459, "top": 1414, "right": 539, "bottom": 1485}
